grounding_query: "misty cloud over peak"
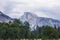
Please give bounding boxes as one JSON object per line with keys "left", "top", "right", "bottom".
{"left": 0, "top": 0, "right": 60, "bottom": 20}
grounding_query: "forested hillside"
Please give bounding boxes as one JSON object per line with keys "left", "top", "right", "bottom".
{"left": 0, "top": 19, "right": 59, "bottom": 40}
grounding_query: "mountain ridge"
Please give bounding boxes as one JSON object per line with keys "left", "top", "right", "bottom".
{"left": 0, "top": 11, "right": 12, "bottom": 22}
{"left": 20, "top": 12, "right": 60, "bottom": 30}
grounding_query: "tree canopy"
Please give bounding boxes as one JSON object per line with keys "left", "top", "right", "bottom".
{"left": 0, "top": 19, "right": 59, "bottom": 40}
{"left": 41, "top": 26, "right": 59, "bottom": 40}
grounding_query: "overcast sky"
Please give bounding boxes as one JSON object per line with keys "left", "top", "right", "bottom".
{"left": 0, "top": 0, "right": 60, "bottom": 20}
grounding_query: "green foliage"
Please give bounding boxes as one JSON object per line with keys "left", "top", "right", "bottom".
{"left": 0, "top": 22, "right": 9, "bottom": 40}
{"left": 58, "top": 27, "right": 60, "bottom": 38}
{"left": 0, "top": 19, "right": 59, "bottom": 40}
{"left": 41, "top": 26, "right": 59, "bottom": 40}
{"left": 0, "top": 19, "right": 30, "bottom": 39}
{"left": 19, "top": 21, "right": 30, "bottom": 38}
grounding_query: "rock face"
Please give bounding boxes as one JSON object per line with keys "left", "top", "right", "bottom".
{"left": 20, "top": 12, "right": 38, "bottom": 29}
{"left": 20, "top": 12, "right": 60, "bottom": 30}
{"left": 0, "top": 11, "right": 12, "bottom": 22}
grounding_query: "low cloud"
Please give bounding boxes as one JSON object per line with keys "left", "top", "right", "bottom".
{"left": 0, "top": 0, "right": 60, "bottom": 20}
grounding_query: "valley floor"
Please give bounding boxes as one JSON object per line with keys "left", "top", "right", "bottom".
{"left": 1, "top": 39, "right": 60, "bottom": 40}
